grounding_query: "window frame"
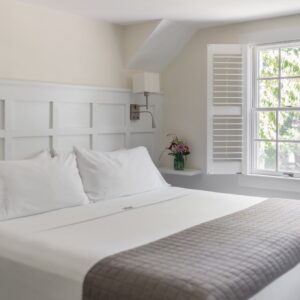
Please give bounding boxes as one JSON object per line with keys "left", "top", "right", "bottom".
{"left": 251, "top": 42, "right": 300, "bottom": 178}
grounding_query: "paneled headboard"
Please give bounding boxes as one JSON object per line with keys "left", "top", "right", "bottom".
{"left": 0, "top": 80, "right": 162, "bottom": 162}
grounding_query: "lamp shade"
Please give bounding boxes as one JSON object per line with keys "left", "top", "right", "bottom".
{"left": 132, "top": 72, "right": 161, "bottom": 94}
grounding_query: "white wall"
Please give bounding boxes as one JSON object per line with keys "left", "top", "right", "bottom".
{"left": 2, "top": 1, "right": 300, "bottom": 198}
{"left": 0, "top": 3, "right": 165, "bottom": 165}
{"left": 0, "top": 79, "right": 163, "bottom": 164}
{"left": 0, "top": 0, "right": 128, "bottom": 88}
{"left": 123, "top": 21, "right": 160, "bottom": 66}
{"left": 160, "top": 14, "right": 300, "bottom": 199}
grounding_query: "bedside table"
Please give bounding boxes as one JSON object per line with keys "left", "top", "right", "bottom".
{"left": 159, "top": 168, "right": 202, "bottom": 177}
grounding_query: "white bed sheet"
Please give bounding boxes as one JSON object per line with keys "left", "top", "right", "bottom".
{"left": 0, "top": 187, "right": 299, "bottom": 300}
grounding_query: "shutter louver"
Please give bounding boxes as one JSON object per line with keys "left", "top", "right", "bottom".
{"left": 207, "top": 45, "right": 247, "bottom": 174}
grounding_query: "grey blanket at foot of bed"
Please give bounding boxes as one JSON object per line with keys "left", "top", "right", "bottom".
{"left": 83, "top": 198, "right": 300, "bottom": 300}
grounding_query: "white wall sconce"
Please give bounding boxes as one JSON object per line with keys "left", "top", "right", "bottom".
{"left": 130, "top": 72, "right": 160, "bottom": 128}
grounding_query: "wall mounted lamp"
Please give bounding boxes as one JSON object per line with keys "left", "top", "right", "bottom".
{"left": 130, "top": 72, "right": 160, "bottom": 128}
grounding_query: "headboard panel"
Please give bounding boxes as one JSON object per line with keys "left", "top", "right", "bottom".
{"left": 0, "top": 80, "right": 161, "bottom": 162}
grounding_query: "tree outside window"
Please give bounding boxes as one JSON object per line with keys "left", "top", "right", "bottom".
{"left": 254, "top": 45, "right": 300, "bottom": 175}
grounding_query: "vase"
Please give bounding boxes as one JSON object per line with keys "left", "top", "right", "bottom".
{"left": 174, "top": 156, "right": 185, "bottom": 170}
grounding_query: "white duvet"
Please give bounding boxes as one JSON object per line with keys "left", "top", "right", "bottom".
{"left": 0, "top": 187, "right": 299, "bottom": 300}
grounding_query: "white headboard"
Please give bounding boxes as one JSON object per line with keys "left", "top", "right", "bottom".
{"left": 0, "top": 80, "right": 162, "bottom": 162}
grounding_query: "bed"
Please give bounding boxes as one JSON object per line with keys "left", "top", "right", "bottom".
{"left": 0, "top": 186, "right": 300, "bottom": 300}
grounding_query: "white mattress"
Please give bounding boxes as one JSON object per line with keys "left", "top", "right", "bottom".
{"left": 0, "top": 187, "right": 299, "bottom": 300}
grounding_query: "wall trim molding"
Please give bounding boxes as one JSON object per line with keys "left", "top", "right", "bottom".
{"left": 0, "top": 79, "right": 132, "bottom": 94}
{"left": 0, "top": 79, "right": 162, "bottom": 162}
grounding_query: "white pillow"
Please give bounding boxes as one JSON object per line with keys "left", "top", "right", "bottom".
{"left": 75, "top": 146, "right": 168, "bottom": 201}
{"left": 0, "top": 152, "right": 89, "bottom": 221}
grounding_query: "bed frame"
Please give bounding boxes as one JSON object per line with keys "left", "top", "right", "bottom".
{"left": 0, "top": 79, "right": 162, "bottom": 161}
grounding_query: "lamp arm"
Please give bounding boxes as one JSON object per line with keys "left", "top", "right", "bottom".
{"left": 139, "top": 110, "right": 156, "bottom": 129}
{"left": 144, "top": 91, "right": 150, "bottom": 110}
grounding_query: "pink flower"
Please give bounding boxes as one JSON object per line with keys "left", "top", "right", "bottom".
{"left": 166, "top": 135, "right": 190, "bottom": 157}
{"left": 176, "top": 144, "right": 186, "bottom": 153}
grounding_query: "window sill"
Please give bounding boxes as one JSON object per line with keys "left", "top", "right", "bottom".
{"left": 238, "top": 174, "right": 300, "bottom": 193}
{"left": 247, "top": 173, "right": 300, "bottom": 181}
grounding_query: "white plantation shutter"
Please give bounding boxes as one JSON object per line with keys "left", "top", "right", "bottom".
{"left": 207, "top": 44, "right": 247, "bottom": 174}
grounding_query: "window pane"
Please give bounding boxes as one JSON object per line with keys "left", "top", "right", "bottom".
{"left": 279, "top": 111, "right": 300, "bottom": 140}
{"left": 259, "top": 49, "right": 279, "bottom": 78}
{"left": 279, "top": 142, "right": 300, "bottom": 173}
{"left": 258, "top": 79, "right": 279, "bottom": 107}
{"left": 281, "top": 47, "right": 300, "bottom": 77}
{"left": 257, "top": 111, "right": 276, "bottom": 140}
{"left": 281, "top": 78, "right": 300, "bottom": 107}
{"left": 256, "top": 141, "right": 276, "bottom": 171}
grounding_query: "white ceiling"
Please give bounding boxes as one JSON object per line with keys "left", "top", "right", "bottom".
{"left": 19, "top": 0, "right": 300, "bottom": 26}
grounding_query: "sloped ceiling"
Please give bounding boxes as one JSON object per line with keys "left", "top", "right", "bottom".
{"left": 128, "top": 20, "right": 198, "bottom": 72}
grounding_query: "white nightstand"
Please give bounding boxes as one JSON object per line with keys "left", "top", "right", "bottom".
{"left": 159, "top": 167, "right": 202, "bottom": 177}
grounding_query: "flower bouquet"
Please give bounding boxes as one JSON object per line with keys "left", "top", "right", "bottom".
{"left": 166, "top": 135, "right": 190, "bottom": 170}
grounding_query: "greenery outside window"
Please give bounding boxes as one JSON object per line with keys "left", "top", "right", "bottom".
{"left": 253, "top": 43, "right": 300, "bottom": 177}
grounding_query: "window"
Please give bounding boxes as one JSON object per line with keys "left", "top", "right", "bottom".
{"left": 252, "top": 44, "right": 300, "bottom": 177}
